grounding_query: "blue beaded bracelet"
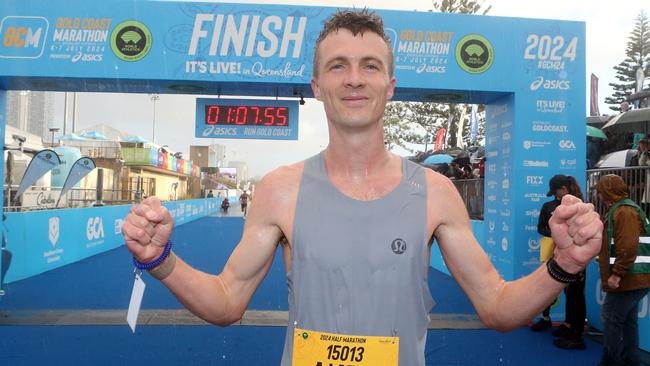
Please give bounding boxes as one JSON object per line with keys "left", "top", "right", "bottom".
{"left": 133, "top": 240, "right": 173, "bottom": 271}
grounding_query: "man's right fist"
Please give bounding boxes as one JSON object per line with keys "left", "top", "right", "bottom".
{"left": 122, "top": 197, "right": 174, "bottom": 263}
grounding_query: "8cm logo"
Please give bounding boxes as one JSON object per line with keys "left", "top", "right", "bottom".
{"left": 0, "top": 16, "right": 49, "bottom": 58}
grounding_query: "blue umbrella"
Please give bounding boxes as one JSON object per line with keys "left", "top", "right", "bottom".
{"left": 58, "top": 132, "right": 88, "bottom": 141}
{"left": 80, "top": 131, "right": 110, "bottom": 140}
{"left": 121, "top": 135, "right": 149, "bottom": 143}
{"left": 423, "top": 154, "right": 453, "bottom": 165}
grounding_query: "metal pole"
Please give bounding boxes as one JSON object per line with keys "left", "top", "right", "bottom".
{"left": 150, "top": 94, "right": 159, "bottom": 143}
{"left": 72, "top": 92, "right": 77, "bottom": 133}
{"left": 94, "top": 168, "right": 104, "bottom": 206}
{"left": 63, "top": 92, "right": 68, "bottom": 134}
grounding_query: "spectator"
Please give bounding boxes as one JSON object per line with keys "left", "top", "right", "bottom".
{"left": 532, "top": 175, "right": 587, "bottom": 350}
{"left": 207, "top": 190, "right": 214, "bottom": 198}
{"left": 596, "top": 174, "right": 650, "bottom": 365}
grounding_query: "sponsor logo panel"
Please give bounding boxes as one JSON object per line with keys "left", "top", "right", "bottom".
{"left": 49, "top": 16, "right": 111, "bottom": 62}
{"left": 111, "top": 20, "right": 151, "bottom": 62}
{"left": 529, "top": 76, "right": 570, "bottom": 91}
{"left": 0, "top": 16, "right": 49, "bottom": 58}
{"left": 455, "top": 34, "right": 494, "bottom": 74}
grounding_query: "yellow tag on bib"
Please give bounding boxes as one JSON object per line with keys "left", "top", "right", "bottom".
{"left": 292, "top": 328, "right": 399, "bottom": 366}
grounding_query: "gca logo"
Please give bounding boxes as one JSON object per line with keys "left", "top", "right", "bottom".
{"left": 530, "top": 76, "right": 570, "bottom": 91}
{"left": 559, "top": 140, "right": 576, "bottom": 150}
{"left": 86, "top": 217, "right": 105, "bottom": 240}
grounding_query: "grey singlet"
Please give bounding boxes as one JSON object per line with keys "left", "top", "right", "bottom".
{"left": 280, "top": 152, "right": 434, "bottom": 366}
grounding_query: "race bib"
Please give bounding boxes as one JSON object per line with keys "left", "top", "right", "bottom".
{"left": 292, "top": 328, "right": 399, "bottom": 366}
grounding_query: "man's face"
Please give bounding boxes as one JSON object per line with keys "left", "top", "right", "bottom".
{"left": 311, "top": 29, "right": 395, "bottom": 130}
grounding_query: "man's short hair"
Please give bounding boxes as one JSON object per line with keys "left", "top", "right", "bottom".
{"left": 313, "top": 8, "right": 394, "bottom": 78}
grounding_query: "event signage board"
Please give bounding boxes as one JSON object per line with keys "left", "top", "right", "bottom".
{"left": 0, "top": 0, "right": 600, "bottom": 345}
{"left": 195, "top": 98, "right": 299, "bottom": 140}
{"left": 0, "top": 1, "right": 583, "bottom": 98}
{"left": 3, "top": 198, "right": 223, "bottom": 283}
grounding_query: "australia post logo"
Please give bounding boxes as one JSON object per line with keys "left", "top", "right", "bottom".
{"left": 86, "top": 217, "right": 105, "bottom": 241}
{"left": 0, "top": 16, "right": 49, "bottom": 58}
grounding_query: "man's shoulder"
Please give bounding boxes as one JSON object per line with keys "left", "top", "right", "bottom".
{"left": 422, "top": 166, "right": 459, "bottom": 199}
{"left": 257, "top": 162, "right": 305, "bottom": 195}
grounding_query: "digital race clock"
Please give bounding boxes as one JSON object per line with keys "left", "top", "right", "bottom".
{"left": 195, "top": 98, "right": 299, "bottom": 140}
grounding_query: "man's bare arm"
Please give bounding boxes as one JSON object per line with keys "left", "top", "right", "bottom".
{"left": 123, "top": 167, "right": 295, "bottom": 325}
{"left": 428, "top": 172, "right": 601, "bottom": 331}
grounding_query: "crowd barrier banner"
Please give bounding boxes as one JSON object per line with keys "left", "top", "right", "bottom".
{"left": 3, "top": 198, "right": 222, "bottom": 283}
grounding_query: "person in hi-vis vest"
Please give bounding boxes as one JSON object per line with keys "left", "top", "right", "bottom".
{"left": 596, "top": 174, "right": 650, "bottom": 366}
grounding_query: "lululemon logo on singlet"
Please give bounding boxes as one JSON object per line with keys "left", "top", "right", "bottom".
{"left": 391, "top": 238, "right": 407, "bottom": 254}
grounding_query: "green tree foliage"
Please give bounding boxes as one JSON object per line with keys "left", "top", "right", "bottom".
{"left": 432, "top": 0, "right": 491, "bottom": 15}
{"left": 604, "top": 10, "right": 650, "bottom": 112}
{"left": 383, "top": 0, "right": 490, "bottom": 153}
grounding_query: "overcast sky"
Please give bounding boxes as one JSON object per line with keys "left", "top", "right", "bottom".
{"left": 54, "top": 0, "right": 650, "bottom": 178}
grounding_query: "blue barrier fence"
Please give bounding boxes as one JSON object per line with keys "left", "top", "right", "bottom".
{"left": 2, "top": 198, "right": 223, "bottom": 283}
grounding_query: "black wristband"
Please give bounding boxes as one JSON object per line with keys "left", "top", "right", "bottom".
{"left": 546, "top": 257, "right": 584, "bottom": 284}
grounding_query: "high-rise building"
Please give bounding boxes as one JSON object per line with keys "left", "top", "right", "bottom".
{"left": 5, "top": 91, "right": 56, "bottom": 139}
{"left": 190, "top": 144, "right": 225, "bottom": 168}
{"left": 209, "top": 143, "right": 226, "bottom": 167}
{"left": 229, "top": 161, "right": 249, "bottom": 185}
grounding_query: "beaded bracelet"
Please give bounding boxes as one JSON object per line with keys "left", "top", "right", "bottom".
{"left": 546, "top": 257, "right": 585, "bottom": 284}
{"left": 133, "top": 240, "right": 173, "bottom": 271}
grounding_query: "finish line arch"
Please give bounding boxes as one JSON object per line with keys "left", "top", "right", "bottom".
{"left": 0, "top": 1, "right": 585, "bottom": 280}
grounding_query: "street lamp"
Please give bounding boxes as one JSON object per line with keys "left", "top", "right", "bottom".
{"left": 150, "top": 94, "right": 160, "bottom": 143}
{"left": 48, "top": 127, "right": 60, "bottom": 145}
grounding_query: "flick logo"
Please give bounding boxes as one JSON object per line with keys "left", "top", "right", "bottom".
{"left": 0, "top": 16, "right": 49, "bottom": 58}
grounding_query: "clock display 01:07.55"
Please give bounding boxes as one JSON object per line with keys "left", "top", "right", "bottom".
{"left": 205, "top": 105, "right": 289, "bottom": 127}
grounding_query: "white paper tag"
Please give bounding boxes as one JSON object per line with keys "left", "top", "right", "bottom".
{"left": 127, "top": 272, "right": 146, "bottom": 333}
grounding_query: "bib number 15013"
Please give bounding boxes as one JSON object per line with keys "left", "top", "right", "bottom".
{"left": 326, "top": 344, "right": 364, "bottom": 362}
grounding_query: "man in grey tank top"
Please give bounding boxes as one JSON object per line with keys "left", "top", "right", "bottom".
{"left": 122, "top": 9, "right": 603, "bottom": 365}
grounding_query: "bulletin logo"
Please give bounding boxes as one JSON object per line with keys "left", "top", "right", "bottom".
{"left": 455, "top": 34, "right": 493, "bottom": 74}
{"left": 0, "top": 16, "right": 49, "bottom": 59}
{"left": 110, "top": 20, "right": 151, "bottom": 61}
